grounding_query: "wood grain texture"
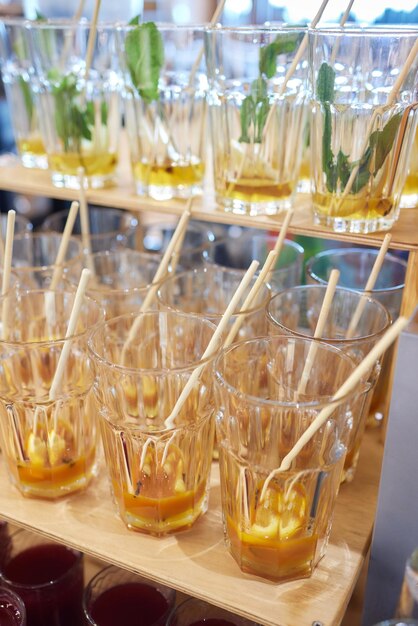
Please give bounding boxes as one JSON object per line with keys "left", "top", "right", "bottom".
{"left": 2, "top": 157, "right": 418, "bottom": 251}
{"left": 0, "top": 431, "right": 383, "bottom": 626}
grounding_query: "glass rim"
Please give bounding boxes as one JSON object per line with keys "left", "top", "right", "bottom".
{"left": 12, "top": 232, "right": 83, "bottom": 272}
{"left": 308, "top": 24, "right": 418, "bottom": 36}
{"left": 157, "top": 266, "right": 272, "bottom": 317}
{"left": 0, "top": 529, "right": 83, "bottom": 591}
{"left": 25, "top": 18, "right": 124, "bottom": 30}
{"left": 117, "top": 22, "right": 209, "bottom": 33}
{"left": 204, "top": 24, "right": 307, "bottom": 34}
{"left": 0, "top": 289, "right": 103, "bottom": 346}
{"left": 0, "top": 586, "right": 26, "bottom": 622}
{"left": 83, "top": 564, "right": 176, "bottom": 625}
{"left": 214, "top": 335, "right": 362, "bottom": 410}
{"left": 88, "top": 310, "right": 218, "bottom": 375}
{"left": 42, "top": 207, "right": 139, "bottom": 242}
{"left": 67, "top": 249, "right": 160, "bottom": 296}
{"left": 267, "top": 284, "right": 392, "bottom": 343}
{"left": 306, "top": 247, "right": 407, "bottom": 294}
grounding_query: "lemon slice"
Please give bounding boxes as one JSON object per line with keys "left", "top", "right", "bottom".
{"left": 27, "top": 433, "right": 48, "bottom": 467}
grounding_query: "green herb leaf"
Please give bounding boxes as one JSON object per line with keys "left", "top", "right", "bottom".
{"left": 238, "top": 96, "right": 255, "bottom": 143}
{"left": 101, "top": 101, "right": 108, "bottom": 125}
{"left": 259, "top": 32, "right": 300, "bottom": 79}
{"left": 35, "top": 10, "right": 47, "bottom": 21}
{"left": 125, "top": 22, "right": 164, "bottom": 104}
{"left": 369, "top": 112, "right": 402, "bottom": 174}
{"left": 18, "top": 77, "right": 34, "bottom": 123}
{"left": 128, "top": 14, "right": 141, "bottom": 26}
{"left": 317, "top": 62, "right": 335, "bottom": 104}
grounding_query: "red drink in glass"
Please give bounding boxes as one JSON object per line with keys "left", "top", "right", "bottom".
{"left": 0, "top": 530, "right": 83, "bottom": 626}
{"left": 0, "top": 588, "right": 26, "bottom": 626}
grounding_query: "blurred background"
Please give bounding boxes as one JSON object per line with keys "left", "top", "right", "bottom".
{"left": 0, "top": 0, "right": 417, "bottom": 241}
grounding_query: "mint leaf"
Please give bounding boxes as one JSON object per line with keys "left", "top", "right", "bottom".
{"left": 239, "top": 78, "right": 271, "bottom": 144}
{"left": 35, "top": 10, "right": 46, "bottom": 20}
{"left": 239, "top": 96, "right": 254, "bottom": 143}
{"left": 259, "top": 32, "right": 300, "bottom": 79}
{"left": 101, "top": 101, "right": 108, "bottom": 125}
{"left": 125, "top": 22, "right": 164, "bottom": 104}
{"left": 128, "top": 14, "right": 141, "bottom": 26}
{"left": 317, "top": 62, "right": 335, "bottom": 104}
{"left": 18, "top": 77, "right": 34, "bottom": 123}
{"left": 369, "top": 113, "right": 402, "bottom": 174}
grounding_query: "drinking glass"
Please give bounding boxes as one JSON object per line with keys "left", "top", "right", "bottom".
{"left": 205, "top": 228, "right": 304, "bottom": 293}
{"left": 267, "top": 285, "right": 391, "bottom": 481}
{"left": 0, "top": 529, "right": 83, "bottom": 626}
{"left": 0, "top": 289, "right": 103, "bottom": 498}
{"left": 11, "top": 231, "right": 84, "bottom": 288}
{"left": 205, "top": 26, "right": 307, "bottom": 216}
{"left": 89, "top": 311, "right": 217, "bottom": 536}
{"left": 83, "top": 565, "right": 175, "bottom": 626}
{"left": 28, "top": 21, "right": 121, "bottom": 189}
{"left": 309, "top": 27, "right": 418, "bottom": 233}
{"left": 42, "top": 206, "right": 140, "bottom": 253}
{"left": 1, "top": 212, "right": 32, "bottom": 237}
{"left": 157, "top": 265, "right": 271, "bottom": 342}
{"left": 117, "top": 24, "right": 207, "bottom": 200}
{"left": 0, "top": 19, "right": 47, "bottom": 169}
{"left": 214, "top": 335, "right": 362, "bottom": 582}
{"left": 306, "top": 247, "right": 407, "bottom": 423}
{"left": 66, "top": 249, "right": 161, "bottom": 319}
{"left": 166, "top": 597, "right": 258, "bottom": 626}
{"left": 137, "top": 217, "right": 216, "bottom": 269}
{"left": 396, "top": 548, "right": 418, "bottom": 620}
{"left": 401, "top": 127, "right": 418, "bottom": 208}
{"left": 0, "top": 587, "right": 27, "bottom": 626}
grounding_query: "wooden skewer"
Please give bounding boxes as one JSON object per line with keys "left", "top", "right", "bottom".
{"left": 74, "top": 0, "right": 86, "bottom": 21}
{"left": 49, "top": 268, "right": 91, "bottom": 403}
{"left": 122, "top": 209, "right": 191, "bottom": 357}
{"left": 1, "top": 210, "right": 15, "bottom": 340}
{"left": 266, "top": 209, "right": 294, "bottom": 283}
{"left": 329, "top": 0, "right": 356, "bottom": 65}
{"left": 259, "top": 315, "right": 409, "bottom": 502}
{"left": 77, "top": 168, "right": 96, "bottom": 276}
{"left": 188, "top": 0, "right": 228, "bottom": 89}
{"left": 164, "top": 259, "right": 260, "bottom": 430}
{"left": 84, "top": 0, "right": 102, "bottom": 81}
{"left": 345, "top": 234, "right": 392, "bottom": 340}
{"left": 224, "top": 250, "right": 277, "bottom": 348}
{"left": 297, "top": 268, "right": 340, "bottom": 396}
{"left": 169, "top": 198, "right": 193, "bottom": 274}
{"left": 49, "top": 201, "right": 79, "bottom": 291}
{"left": 0, "top": 220, "right": 5, "bottom": 265}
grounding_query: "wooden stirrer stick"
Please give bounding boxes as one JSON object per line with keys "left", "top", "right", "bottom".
{"left": 49, "top": 268, "right": 91, "bottom": 402}
{"left": 84, "top": 0, "right": 102, "bottom": 81}
{"left": 164, "top": 259, "right": 260, "bottom": 430}
{"left": 224, "top": 250, "right": 277, "bottom": 348}
{"left": 1, "top": 210, "right": 15, "bottom": 340}
{"left": 188, "top": 0, "right": 228, "bottom": 89}
{"left": 122, "top": 209, "right": 191, "bottom": 357}
{"left": 345, "top": 234, "right": 392, "bottom": 340}
{"left": 297, "top": 269, "right": 340, "bottom": 396}
{"left": 77, "top": 168, "right": 95, "bottom": 276}
{"left": 49, "top": 201, "right": 80, "bottom": 290}
{"left": 169, "top": 198, "right": 193, "bottom": 274}
{"left": 260, "top": 315, "right": 409, "bottom": 502}
{"left": 266, "top": 209, "right": 294, "bottom": 283}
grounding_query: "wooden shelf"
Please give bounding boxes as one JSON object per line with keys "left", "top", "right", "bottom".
{"left": 0, "top": 430, "right": 383, "bottom": 626}
{"left": 2, "top": 156, "right": 418, "bottom": 251}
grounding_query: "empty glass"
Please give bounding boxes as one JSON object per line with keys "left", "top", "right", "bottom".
{"left": 205, "top": 228, "right": 304, "bottom": 293}
{"left": 42, "top": 206, "right": 139, "bottom": 253}
{"left": 166, "top": 597, "right": 258, "bottom": 626}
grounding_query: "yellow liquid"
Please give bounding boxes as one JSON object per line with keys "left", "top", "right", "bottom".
{"left": 49, "top": 151, "right": 118, "bottom": 177}
{"left": 403, "top": 172, "right": 418, "bottom": 196}
{"left": 17, "top": 135, "right": 46, "bottom": 156}
{"left": 313, "top": 191, "right": 394, "bottom": 220}
{"left": 224, "top": 177, "right": 293, "bottom": 203}
{"left": 133, "top": 160, "right": 204, "bottom": 187}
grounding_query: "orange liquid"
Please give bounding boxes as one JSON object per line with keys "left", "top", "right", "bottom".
{"left": 226, "top": 515, "right": 317, "bottom": 581}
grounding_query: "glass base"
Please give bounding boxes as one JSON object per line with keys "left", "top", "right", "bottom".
{"left": 134, "top": 180, "right": 202, "bottom": 201}
{"left": 313, "top": 211, "right": 398, "bottom": 234}
{"left": 12, "top": 468, "right": 96, "bottom": 499}
{"left": 51, "top": 171, "right": 116, "bottom": 190}
{"left": 21, "top": 153, "right": 48, "bottom": 169}
{"left": 216, "top": 194, "right": 292, "bottom": 217}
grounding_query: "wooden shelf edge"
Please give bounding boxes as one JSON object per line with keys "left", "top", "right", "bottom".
{"left": 1, "top": 159, "right": 418, "bottom": 251}
{"left": 0, "top": 430, "right": 384, "bottom": 626}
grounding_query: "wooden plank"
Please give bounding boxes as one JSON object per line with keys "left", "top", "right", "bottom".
{"left": 1, "top": 157, "right": 418, "bottom": 251}
{"left": 0, "top": 430, "right": 383, "bottom": 626}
